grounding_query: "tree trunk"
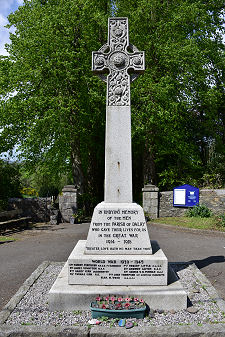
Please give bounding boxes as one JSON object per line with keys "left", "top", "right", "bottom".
{"left": 70, "top": 144, "right": 84, "bottom": 193}
{"left": 143, "top": 141, "right": 157, "bottom": 186}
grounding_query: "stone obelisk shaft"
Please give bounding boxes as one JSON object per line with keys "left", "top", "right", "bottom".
{"left": 105, "top": 105, "right": 132, "bottom": 203}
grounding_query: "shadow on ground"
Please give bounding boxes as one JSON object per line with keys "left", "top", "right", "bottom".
{"left": 0, "top": 222, "right": 65, "bottom": 237}
{"left": 188, "top": 256, "right": 225, "bottom": 269}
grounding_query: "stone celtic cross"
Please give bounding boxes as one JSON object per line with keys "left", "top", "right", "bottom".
{"left": 92, "top": 17, "right": 145, "bottom": 204}
{"left": 92, "top": 17, "right": 145, "bottom": 106}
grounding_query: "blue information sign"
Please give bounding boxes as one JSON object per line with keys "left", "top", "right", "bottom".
{"left": 173, "top": 184, "right": 199, "bottom": 207}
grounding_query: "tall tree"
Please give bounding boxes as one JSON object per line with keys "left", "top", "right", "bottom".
{"left": 0, "top": 0, "right": 112, "bottom": 211}
{"left": 0, "top": 0, "right": 224, "bottom": 211}
{"left": 116, "top": 0, "right": 225, "bottom": 191}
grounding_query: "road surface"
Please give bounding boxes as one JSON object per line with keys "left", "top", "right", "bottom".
{"left": 0, "top": 222, "right": 224, "bottom": 310}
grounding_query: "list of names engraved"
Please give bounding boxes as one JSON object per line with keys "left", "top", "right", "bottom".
{"left": 69, "top": 258, "right": 166, "bottom": 285}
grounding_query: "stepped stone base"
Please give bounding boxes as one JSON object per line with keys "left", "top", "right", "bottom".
{"left": 49, "top": 260, "right": 187, "bottom": 311}
{"left": 49, "top": 240, "right": 187, "bottom": 311}
{"left": 68, "top": 240, "right": 167, "bottom": 286}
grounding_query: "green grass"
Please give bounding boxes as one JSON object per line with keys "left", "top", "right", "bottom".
{"left": 0, "top": 236, "right": 17, "bottom": 242}
{"left": 152, "top": 216, "right": 225, "bottom": 231}
{"left": 72, "top": 310, "right": 83, "bottom": 315}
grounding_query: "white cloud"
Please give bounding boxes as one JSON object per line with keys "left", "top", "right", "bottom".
{"left": 0, "top": 0, "right": 15, "bottom": 15}
{"left": 0, "top": 13, "right": 10, "bottom": 56}
{"left": 0, "top": 13, "right": 7, "bottom": 26}
{"left": 0, "top": 1, "right": 23, "bottom": 56}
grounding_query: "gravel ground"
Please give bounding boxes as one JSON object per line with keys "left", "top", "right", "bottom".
{"left": 5, "top": 263, "right": 225, "bottom": 328}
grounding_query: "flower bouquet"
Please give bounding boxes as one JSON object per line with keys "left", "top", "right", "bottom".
{"left": 90, "top": 295, "right": 146, "bottom": 318}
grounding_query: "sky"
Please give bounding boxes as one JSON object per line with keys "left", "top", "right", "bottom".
{"left": 0, "top": 0, "right": 24, "bottom": 56}
{"left": 0, "top": 1, "right": 24, "bottom": 160}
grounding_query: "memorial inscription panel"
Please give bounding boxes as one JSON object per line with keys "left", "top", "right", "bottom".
{"left": 68, "top": 241, "right": 167, "bottom": 286}
{"left": 85, "top": 202, "right": 152, "bottom": 255}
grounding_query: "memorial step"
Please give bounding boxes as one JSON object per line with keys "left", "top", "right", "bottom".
{"left": 69, "top": 240, "right": 167, "bottom": 286}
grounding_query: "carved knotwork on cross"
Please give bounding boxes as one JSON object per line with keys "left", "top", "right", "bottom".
{"left": 92, "top": 17, "right": 145, "bottom": 106}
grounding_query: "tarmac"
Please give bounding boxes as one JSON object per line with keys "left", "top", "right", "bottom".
{"left": 0, "top": 221, "right": 225, "bottom": 336}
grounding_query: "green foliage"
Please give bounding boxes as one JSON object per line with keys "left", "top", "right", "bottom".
{"left": 186, "top": 204, "right": 212, "bottom": 218}
{"left": 154, "top": 216, "right": 224, "bottom": 231}
{"left": 0, "top": 0, "right": 224, "bottom": 207}
{"left": 0, "top": 160, "right": 22, "bottom": 210}
{"left": 110, "top": 318, "right": 119, "bottom": 328}
{"left": 219, "top": 214, "right": 225, "bottom": 227}
{"left": 98, "top": 316, "right": 110, "bottom": 322}
{"left": 72, "top": 310, "right": 83, "bottom": 315}
{"left": 0, "top": 236, "right": 17, "bottom": 242}
{"left": 20, "top": 158, "right": 73, "bottom": 197}
{"left": 0, "top": 0, "right": 109, "bottom": 208}
{"left": 20, "top": 187, "right": 38, "bottom": 197}
{"left": 72, "top": 209, "right": 86, "bottom": 223}
{"left": 115, "top": 0, "right": 225, "bottom": 190}
{"left": 201, "top": 173, "right": 224, "bottom": 189}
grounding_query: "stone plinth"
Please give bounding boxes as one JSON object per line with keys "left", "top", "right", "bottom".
{"left": 59, "top": 185, "right": 77, "bottom": 223}
{"left": 85, "top": 202, "right": 152, "bottom": 255}
{"left": 49, "top": 257, "right": 186, "bottom": 312}
{"left": 68, "top": 240, "right": 167, "bottom": 286}
{"left": 142, "top": 184, "right": 159, "bottom": 219}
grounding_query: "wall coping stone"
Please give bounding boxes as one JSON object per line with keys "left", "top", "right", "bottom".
{"left": 159, "top": 191, "right": 171, "bottom": 195}
{"left": 62, "top": 185, "right": 77, "bottom": 193}
{"left": 200, "top": 189, "right": 225, "bottom": 196}
{"left": 142, "top": 184, "right": 159, "bottom": 192}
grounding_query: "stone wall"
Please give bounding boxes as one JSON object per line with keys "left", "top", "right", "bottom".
{"left": 159, "top": 189, "right": 225, "bottom": 217}
{"left": 142, "top": 184, "right": 159, "bottom": 219}
{"left": 143, "top": 185, "right": 225, "bottom": 218}
{"left": 158, "top": 192, "right": 186, "bottom": 218}
{"left": 59, "top": 185, "right": 77, "bottom": 223}
{"left": 199, "top": 189, "right": 225, "bottom": 215}
{"left": 9, "top": 197, "right": 51, "bottom": 222}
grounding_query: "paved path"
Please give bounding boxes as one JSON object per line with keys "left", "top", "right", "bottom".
{"left": 0, "top": 222, "right": 224, "bottom": 310}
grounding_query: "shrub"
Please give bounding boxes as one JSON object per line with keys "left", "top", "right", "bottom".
{"left": 219, "top": 214, "right": 225, "bottom": 227}
{"left": 186, "top": 204, "right": 212, "bottom": 218}
{"left": 21, "top": 187, "right": 38, "bottom": 197}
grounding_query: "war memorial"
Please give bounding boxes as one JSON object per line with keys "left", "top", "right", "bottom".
{"left": 48, "top": 17, "right": 187, "bottom": 311}
{"left": 0, "top": 17, "right": 224, "bottom": 337}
